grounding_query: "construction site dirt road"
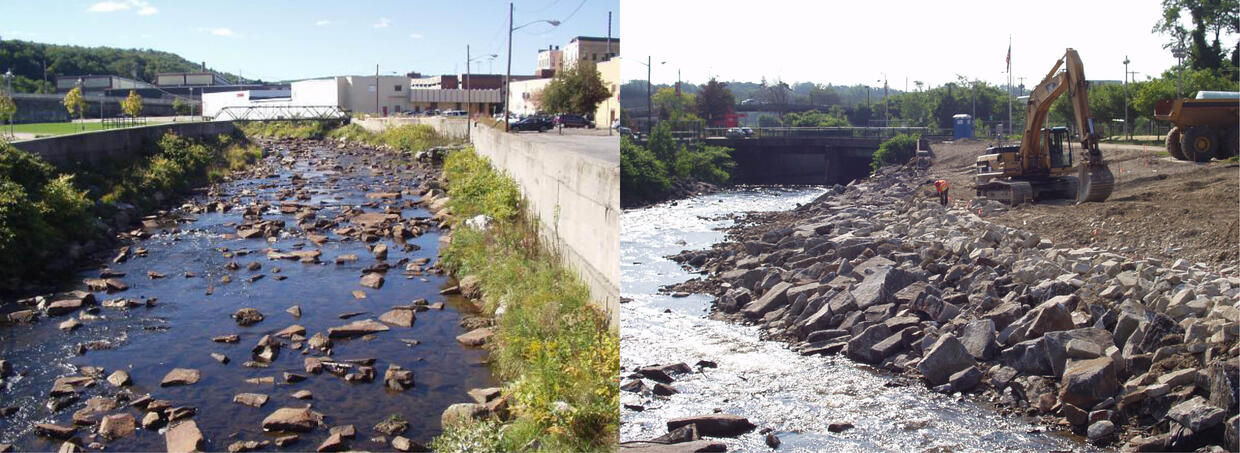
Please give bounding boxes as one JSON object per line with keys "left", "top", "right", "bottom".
{"left": 927, "top": 139, "right": 1238, "bottom": 269}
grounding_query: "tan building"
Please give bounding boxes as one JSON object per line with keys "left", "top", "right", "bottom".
{"left": 537, "top": 46, "right": 563, "bottom": 75}
{"left": 562, "top": 36, "right": 619, "bottom": 70}
{"left": 507, "top": 78, "right": 554, "bottom": 117}
{"left": 593, "top": 58, "right": 621, "bottom": 127}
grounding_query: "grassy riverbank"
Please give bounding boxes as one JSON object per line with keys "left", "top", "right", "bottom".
{"left": 0, "top": 131, "right": 261, "bottom": 290}
{"left": 435, "top": 148, "right": 618, "bottom": 452}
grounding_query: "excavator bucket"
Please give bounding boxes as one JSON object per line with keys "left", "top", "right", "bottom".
{"left": 1077, "top": 163, "right": 1114, "bottom": 203}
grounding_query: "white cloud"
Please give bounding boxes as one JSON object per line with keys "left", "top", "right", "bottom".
{"left": 315, "top": 20, "right": 331, "bottom": 26}
{"left": 196, "top": 27, "right": 235, "bottom": 37}
{"left": 87, "top": 0, "right": 157, "bottom": 15}
{"left": 409, "top": 33, "right": 423, "bottom": 39}
{"left": 88, "top": 1, "right": 129, "bottom": 12}
{"left": 372, "top": 17, "right": 390, "bottom": 28}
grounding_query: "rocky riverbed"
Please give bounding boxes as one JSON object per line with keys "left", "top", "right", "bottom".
{"left": 0, "top": 137, "right": 504, "bottom": 451}
{"left": 662, "top": 160, "right": 1238, "bottom": 451}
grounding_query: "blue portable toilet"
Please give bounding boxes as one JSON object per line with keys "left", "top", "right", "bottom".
{"left": 953, "top": 114, "right": 973, "bottom": 139}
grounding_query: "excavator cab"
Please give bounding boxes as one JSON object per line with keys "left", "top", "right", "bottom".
{"left": 1044, "top": 127, "right": 1073, "bottom": 168}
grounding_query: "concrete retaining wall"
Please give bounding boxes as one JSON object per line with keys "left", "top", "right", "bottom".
{"left": 468, "top": 125, "right": 620, "bottom": 323}
{"left": 366, "top": 118, "right": 621, "bottom": 323}
{"left": 356, "top": 117, "right": 468, "bottom": 140}
{"left": 10, "top": 121, "right": 237, "bottom": 168}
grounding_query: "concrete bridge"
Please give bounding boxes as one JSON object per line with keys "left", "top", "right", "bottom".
{"left": 706, "top": 135, "right": 887, "bottom": 185}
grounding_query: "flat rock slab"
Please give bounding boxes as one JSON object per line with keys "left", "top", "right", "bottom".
{"left": 161, "top": 368, "right": 200, "bottom": 386}
{"left": 262, "top": 407, "right": 325, "bottom": 432}
{"left": 619, "top": 440, "right": 728, "bottom": 453}
{"left": 233, "top": 393, "right": 269, "bottom": 408}
{"left": 165, "top": 420, "right": 205, "bottom": 453}
{"left": 99, "top": 413, "right": 136, "bottom": 439}
{"left": 666, "top": 414, "right": 756, "bottom": 437}
{"left": 379, "top": 308, "right": 416, "bottom": 327}
{"left": 327, "top": 319, "right": 389, "bottom": 338}
{"left": 456, "top": 327, "right": 493, "bottom": 346}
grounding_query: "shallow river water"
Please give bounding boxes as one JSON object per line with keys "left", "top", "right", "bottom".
{"left": 0, "top": 140, "right": 494, "bottom": 451}
{"left": 620, "top": 187, "right": 1088, "bottom": 452}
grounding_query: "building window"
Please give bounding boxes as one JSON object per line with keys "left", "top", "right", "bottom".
{"left": 394, "top": 85, "right": 402, "bottom": 91}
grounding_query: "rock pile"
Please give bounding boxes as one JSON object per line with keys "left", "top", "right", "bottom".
{"left": 669, "top": 162, "right": 1239, "bottom": 450}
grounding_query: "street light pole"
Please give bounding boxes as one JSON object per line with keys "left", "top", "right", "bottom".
{"left": 1123, "top": 56, "right": 1130, "bottom": 140}
{"left": 3, "top": 68, "right": 12, "bottom": 137}
{"left": 502, "top": 4, "right": 560, "bottom": 132}
{"left": 1171, "top": 45, "right": 1186, "bottom": 98}
{"left": 647, "top": 55, "right": 652, "bottom": 132}
{"left": 467, "top": 44, "right": 472, "bottom": 138}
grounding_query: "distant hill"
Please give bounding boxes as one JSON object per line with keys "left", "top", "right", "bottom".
{"left": 0, "top": 39, "right": 245, "bottom": 93}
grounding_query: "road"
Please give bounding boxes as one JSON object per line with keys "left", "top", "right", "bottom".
{"left": 507, "top": 127, "right": 620, "bottom": 164}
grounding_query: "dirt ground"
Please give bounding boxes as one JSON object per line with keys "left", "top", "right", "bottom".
{"left": 925, "top": 139, "right": 1239, "bottom": 269}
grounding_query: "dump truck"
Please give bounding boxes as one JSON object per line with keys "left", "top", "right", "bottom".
{"left": 1155, "top": 91, "right": 1240, "bottom": 161}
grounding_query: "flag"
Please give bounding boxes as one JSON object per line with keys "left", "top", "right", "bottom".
{"left": 1005, "top": 43, "right": 1011, "bottom": 73}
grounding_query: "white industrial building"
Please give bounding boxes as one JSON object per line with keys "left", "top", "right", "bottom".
{"left": 204, "top": 75, "right": 500, "bottom": 120}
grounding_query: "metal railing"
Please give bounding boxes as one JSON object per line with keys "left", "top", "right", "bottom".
{"left": 213, "top": 105, "right": 349, "bottom": 121}
{"left": 101, "top": 116, "right": 148, "bottom": 129}
{"left": 700, "top": 126, "right": 945, "bottom": 139}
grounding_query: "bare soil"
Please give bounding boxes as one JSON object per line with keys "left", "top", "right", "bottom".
{"left": 926, "top": 139, "right": 1239, "bottom": 268}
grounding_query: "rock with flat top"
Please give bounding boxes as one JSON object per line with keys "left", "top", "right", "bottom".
{"left": 261, "top": 407, "right": 324, "bottom": 432}
{"left": 99, "top": 413, "right": 136, "bottom": 439}
{"left": 165, "top": 421, "right": 204, "bottom": 453}
{"left": 666, "top": 414, "right": 756, "bottom": 437}
{"left": 456, "top": 327, "right": 493, "bottom": 346}
{"left": 161, "top": 368, "right": 200, "bottom": 386}
{"left": 327, "top": 319, "right": 389, "bottom": 338}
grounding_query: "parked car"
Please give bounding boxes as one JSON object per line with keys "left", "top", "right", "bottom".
{"left": 554, "top": 114, "right": 593, "bottom": 128}
{"left": 725, "top": 127, "right": 746, "bottom": 138}
{"left": 740, "top": 127, "right": 755, "bottom": 137}
{"left": 442, "top": 110, "right": 467, "bottom": 117}
{"left": 511, "top": 116, "right": 554, "bottom": 132}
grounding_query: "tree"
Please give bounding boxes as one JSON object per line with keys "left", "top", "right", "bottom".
{"left": 620, "top": 137, "right": 670, "bottom": 201}
{"left": 645, "top": 122, "right": 680, "bottom": 162}
{"left": 63, "top": 85, "right": 86, "bottom": 127}
{"left": 121, "top": 90, "right": 143, "bottom": 118}
{"left": 0, "top": 90, "right": 15, "bottom": 136}
{"left": 537, "top": 61, "right": 611, "bottom": 116}
{"left": 171, "top": 97, "right": 190, "bottom": 116}
{"left": 652, "top": 86, "right": 699, "bottom": 122}
{"left": 694, "top": 78, "right": 735, "bottom": 126}
{"left": 1153, "top": 0, "right": 1239, "bottom": 72}
{"left": 808, "top": 84, "right": 841, "bottom": 106}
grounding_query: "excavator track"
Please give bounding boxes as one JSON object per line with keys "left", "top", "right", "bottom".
{"left": 1077, "top": 164, "right": 1114, "bottom": 203}
{"left": 976, "top": 180, "right": 1034, "bottom": 206}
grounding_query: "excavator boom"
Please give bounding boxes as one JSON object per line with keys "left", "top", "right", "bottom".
{"left": 975, "top": 48, "right": 1112, "bottom": 204}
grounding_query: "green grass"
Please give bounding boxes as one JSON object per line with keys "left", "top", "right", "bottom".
{"left": 327, "top": 123, "right": 451, "bottom": 152}
{"left": 9, "top": 121, "right": 106, "bottom": 136}
{"left": 435, "top": 148, "right": 617, "bottom": 452}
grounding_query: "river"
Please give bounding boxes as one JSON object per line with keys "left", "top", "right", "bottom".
{"left": 620, "top": 187, "right": 1087, "bottom": 452}
{"left": 0, "top": 139, "right": 494, "bottom": 451}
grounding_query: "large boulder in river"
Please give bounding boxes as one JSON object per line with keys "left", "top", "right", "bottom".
{"left": 1165, "top": 396, "right": 1226, "bottom": 432}
{"left": 666, "top": 414, "right": 756, "bottom": 437}
{"left": 233, "top": 308, "right": 264, "bottom": 326}
{"left": 1000, "top": 338, "right": 1053, "bottom": 376}
{"left": 160, "top": 368, "right": 200, "bottom": 386}
{"left": 327, "top": 319, "right": 389, "bottom": 338}
{"left": 262, "top": 407, "right": 324, "bottom": 432}
{"left": 165, "top": 420, "right": 204, "bottom": 453}
{"left": 1058, "top": 357, "right": 1119, "bottom": 409}
{"left": 960, "top": 319, "right": 998, "bottom": 360}
{"left": 917, "top": 334, "right": 976, "bottom": 386}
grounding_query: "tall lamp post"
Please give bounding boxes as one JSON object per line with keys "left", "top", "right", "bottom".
{"left": 466, "top": 45, "right": 498, "bottom": 139}
{"left": 1123, "top": 56, "right": 1130, "bottom": 140}
{"left": 878, "top": 74, "right": 889, "bottom": 130}
{"left": 635, "top": 57, "right": 665, "bottom": 133}
{"left": 3, "top": 69, "right": 13, "bottom": 137}
{"left": 503, "top": 2, "right": 560, "bottom": 132}
{"left": 1171, "top": 45, "right": 1186, "bottom": 98}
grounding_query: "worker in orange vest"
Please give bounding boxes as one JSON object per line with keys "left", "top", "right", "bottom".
{"left": 933, "top": 179, "right": 949, "bottom": 206}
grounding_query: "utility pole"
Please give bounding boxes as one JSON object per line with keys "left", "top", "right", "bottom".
{"left": 1171, "top": 45, "right": 1186, "bottom": 98}
{"left": 1123, "top": 56, "right": 1130, "bottom": 140}
{"left": 467, "top": 44, "right": 472, "bottom": 139}
{"left": 503, "top": 2, "right": 514, "bottom": 132}
{"left": 647, "top": 55, "right": 652, "bottom": 132}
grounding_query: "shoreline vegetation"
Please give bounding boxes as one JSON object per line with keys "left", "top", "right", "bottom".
{"left": 433, "top": 147, "right": 618, "bottom": 452}
{"left": 620, "top": 123, "right": 734, "bottom": 209}
{"left": 0, "top": 130, "right": 261, "bottom": 292}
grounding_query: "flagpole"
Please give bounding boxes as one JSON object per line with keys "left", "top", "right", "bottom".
{"left": 1007, "top": 35, "right": 1012, "bottom": 141}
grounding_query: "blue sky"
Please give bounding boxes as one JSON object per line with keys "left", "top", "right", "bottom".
{"left": 0, "top": 0, "right": 618, "bottom": 81}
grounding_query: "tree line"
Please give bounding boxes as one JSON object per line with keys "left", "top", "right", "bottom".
{"left": 0, "top": 39, "right": 246, "bottom": 93}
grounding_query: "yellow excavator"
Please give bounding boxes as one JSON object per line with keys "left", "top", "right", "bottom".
{"left": 975, "top": 48, "right": 1113, "bottom": 205}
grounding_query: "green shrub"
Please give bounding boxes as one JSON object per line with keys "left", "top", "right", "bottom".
{"left": 438, "top": 147, "right": 617, "bottom": 452}
{"left": 236, "top": 120, "right": 328, "bottom": 139}
{"left": 870, "top": 133, "right": 921, "bottom": 172}
{"left": 673, "top": 144, "right": 734, "bottom": 184}
{"left": 620, "top": 137, "right": 671, "bottom": 200}
{"left": 442, "top": 149, "right": 522, "bottom": 222}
